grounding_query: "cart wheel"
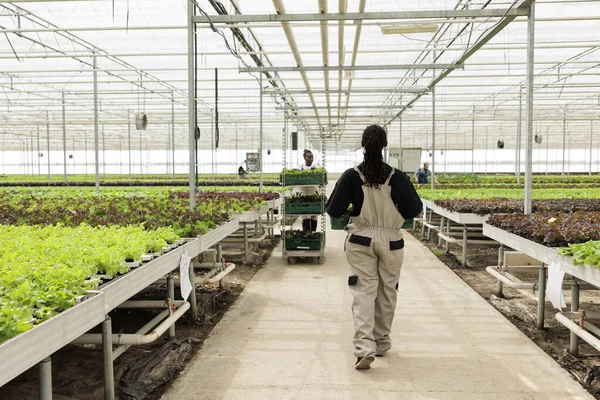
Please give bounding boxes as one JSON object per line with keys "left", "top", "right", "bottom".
{"left": 318, "top": 256, "right": 327, "bottom": 264}
{"left": 287, "top": 257, "right": 296, "bottom": 264}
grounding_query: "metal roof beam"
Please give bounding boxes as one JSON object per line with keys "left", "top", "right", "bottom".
{"left": 192, "top": 9, "right": 528, "bottom": 24}
{"left": 242, "top": 64, "right": 462, "bottom": 73}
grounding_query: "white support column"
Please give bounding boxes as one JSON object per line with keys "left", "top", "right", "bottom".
{"left": 517, "top": 86, "right": 523, "bottom": 184}
{"left": 93, "top": 52, "right": 100, "bottom": 190}
{"left": 172, "top": 91, "right": 175, "bottom": 179}
{"left": 562, "top": 110, "right": 566, "bottom": 178}
{"left": 524, "top": 4, "right": 535, "bottom": 214}
{"left": 590, "top": 120, "right": 593, "bottom": 176}
{"left": 46, "top": 110, "right": 50, "bottom": 181}
{"left": 102, "top": 125, "right": 105, "bottom": 176}
{"left": 399, "top": 117, "right": 403, "bottom": 170}
{"left": 431, "top": 49, "right": 436, "bottom": 189}
{"left": 36, "top": 125, "right": 41, "bottom": 176}
{"left": 62, "top": 91, "right": 67, "bottom": 183}
{"left": 259, "top": 52, "right": 264, "bottom": 193}
{"left": 128, "top": 113, "right": 132, "bottom": 180}
{"left": 187, "top": 0, "right": 196, "bottom": 210}
{"left": 471, "top": 107, "right": 475, "bottom": 174}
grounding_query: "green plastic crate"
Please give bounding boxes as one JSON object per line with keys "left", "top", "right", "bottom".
{"left": 402, "top": 218, "right": 414, "bottom": 229}
{"left": 284, "top": 202, "right": 324, "bottom": 215}
{"left": 280, "top": 172, "right": 328, "bottom": 186}
{"left": 285, "top": 236, "right": 322, "bottom": 250}
{"left": 330, "top": 215, "right": 350, "bottom": 230}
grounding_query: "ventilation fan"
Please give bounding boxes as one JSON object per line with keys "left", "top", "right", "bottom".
{"left": 535, "top": 134, "right": 543, "bottom": 144}
{"left": 135, "top": 113, "right": 148, "bottom": 130}
{"left": 497, "top": 140, "right": 504, "bottom": 149}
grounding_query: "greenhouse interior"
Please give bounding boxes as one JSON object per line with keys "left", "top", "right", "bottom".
{"left": 1, "top": 0, "right": 600, "bottom": 399}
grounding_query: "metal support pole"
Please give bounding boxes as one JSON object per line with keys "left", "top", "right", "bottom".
{"left": 589, "top": 121, "right": 593, "bottom": 176}
{"left": 102, "top": 125, "right": 105, "bottom": 176}
{"left": 31, "top": 137, "right": 35, "bottom": 176}
{"left": 172, "top": 91, "right": 176, "bottom": 179}
{"left": 444, "top": 122, "right": 447, "bottom": 173}
{"left": 93, "top": 52, "right": 100, "bottom": 190}
{"left": 167, "top": 275, "right": 175, "bottom": 339}
{"left": 39, "top": 357, "right": 52, "bottom": 400}
{"left": 537, "top": 264, "right": 546, "bottom": 329}
{"left": 128, "top": 115, "right": 132, "bottom": 180}
{"left": 471, "top": 107, "right": 475, "bottom": 174}
{"left": 62, "top": 92, "right": 67, "bottom": 183}
{"left": 188, "top": 253, "right": 197, "bottom": 319}
{"left": 243, "top": 222, "right": 249, "bottom": 264}
{"left": 570, "top": 281, "right": 580, "bottom": 355}
{"left": 216, "top": 242, "right": 225, "bottom": 288}
{"left": 462, "top": 226, "right": 468, "bottom": 267}
{"left": 517, "top": 88, "right": 523, "bottom": 184}
{"left": 235, "top": 123, "right": 238, "bottom": 170}
{"left": 36, "top": 125, "right": 41, "bottom": 176}
{"left": 562, "top": 110, "right": 566, "bottom": 179}
{"left": 216, "top": 242, "right": 223, "bottom": 264}
{"left": 438, "top": 216, "right": 444, "bottom": 247}
{"left": 497, "top": 245, "right": 505, "bottom": 297}
{"left": 85, "top": 130, "right": 88, "bottom": 175}
{"left": 399, "top": 117, "right": 403, "bottom": 169}
{"left": 187, "top": 0, "right": 196, "bottom": 210}
{"left": 445, "top": 219, "right": 451, "bottom": 253}
{"left": 46, "top": 110, "right": 50, "bottom": 181}
{"left": 259, "top": 53, "right": 264, "bottom": 192}
{"left": 431, "top": 50, "right": 436, "bottom": 189}
{"left": 524, "top": 5, "right": 535, "bottom": 214}
{"left": 140, "top": 128, "right": 143, "bottom": 175}
{"left": 102, "top": 316, "right": 115, "bottom": 400}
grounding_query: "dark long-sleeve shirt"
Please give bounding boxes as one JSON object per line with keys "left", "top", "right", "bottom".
{"left": 326, "top": 164, "right": 423, "bottom": 220}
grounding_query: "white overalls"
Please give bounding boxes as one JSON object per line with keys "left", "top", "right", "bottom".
{"left": 345, "top": 167, "right": 405, "bottom": 358}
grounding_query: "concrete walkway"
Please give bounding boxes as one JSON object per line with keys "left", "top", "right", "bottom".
{"left": 162, "top": 228, "right": 592, "bottom": 400}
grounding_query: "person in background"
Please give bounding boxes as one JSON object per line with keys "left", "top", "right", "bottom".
{"left": 327, "top": 125, "right": 422, "bottom": 370}
{"left": 414, "top": 162, "right": 439, "bottom": 185}
{"left": 237, "top": 166, "right": 247, "bottom": 180}
{"left": 298, "top": 149, "right": 319, "bottom": 232}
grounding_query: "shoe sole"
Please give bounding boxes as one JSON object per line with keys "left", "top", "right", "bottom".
{"left": 355, "top": 357, "right": 375, "bottom": 370}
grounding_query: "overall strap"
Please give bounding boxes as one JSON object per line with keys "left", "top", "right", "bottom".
{"left": 354, "top": 167, "right": 366, "bottom": 183}
{"left": 384, "top": 168, "right": 395, "bottom": 186}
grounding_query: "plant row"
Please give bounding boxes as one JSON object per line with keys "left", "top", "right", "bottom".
{"left": 435, "top": 173, "right": 600, "bottom": 185}
{"left": 434, "top": 198, "right": 600, "bottom": 216}
{"left": 0, "top": 180, "right": 281, "bottom": 188}
{"left": 558, "top": 241, "right": 600, "bottom": 269}
{"left": 419, "top": 188, "right": 600, "bottom": 202}
{"left": 0, "top": 224, "right": 180, "bottom": 342}
{"left": 0, "top": 189, "right": 278, "bottom": 238}
{"left": 0, "top": 173, "right": 281, "bottom": 183}
{"left": 487, "top": 212, "right": 600, "bottom": 247}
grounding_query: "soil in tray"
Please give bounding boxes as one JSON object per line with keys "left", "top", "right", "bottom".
{"left": 408, "top": 229, "right": 600, "bottom": 399}
{"left": 0, "top": 254, "right": 271, "bottom": 400}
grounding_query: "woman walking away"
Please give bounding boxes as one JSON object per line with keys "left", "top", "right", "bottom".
{"left": 327, "top": 125, "right": 422, "bottom": 370}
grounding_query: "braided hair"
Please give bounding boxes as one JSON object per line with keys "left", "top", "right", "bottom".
{"left": 360, "top": 125, "right": 388, "bottom": 188}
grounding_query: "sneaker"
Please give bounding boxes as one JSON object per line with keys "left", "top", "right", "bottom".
{"left": 375, "top": 352, "right": 385, "bottom": 357}
{"left": 355, "top": 356, "right": 375, "bottom": 370}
